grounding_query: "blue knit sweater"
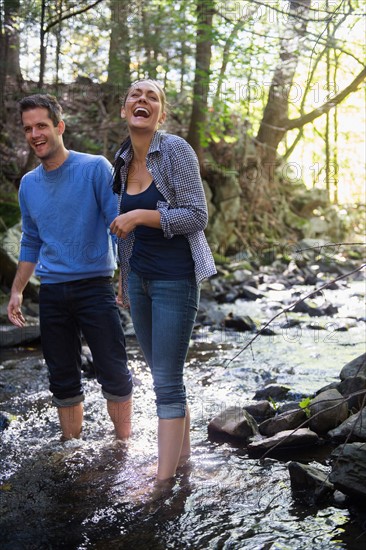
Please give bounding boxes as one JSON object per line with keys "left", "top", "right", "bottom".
{"left": 19, "top": 150, "right": 118, "bottom": 283}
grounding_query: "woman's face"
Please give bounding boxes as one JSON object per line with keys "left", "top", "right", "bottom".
{"left": 121, "top": 81, "right": 166, "bottom": 131}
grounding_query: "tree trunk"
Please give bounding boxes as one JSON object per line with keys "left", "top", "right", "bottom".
{"left": 186, "top": 0, "right": 214, "bottom": 167}
{"left": 0, "top": 0, "right": 23, "bottom": 126}
{"left": 107, "top": 0, "right": 131, "bottom": 93}
{"left": 3, "top": 0, "right": 22, "bottom": 80}
{"left": 0, "top": 2, "right": 5, "bottom": 126}
{"left": 38, "top": 0, "right": 47, "bottom": 88}
{"left": 54, "top": 0, "right": 63, "bottom": 91}
{"left": 141, "top": 2, "right": 162, "bottom": 80}
{"left": 255, "top": 0, "right": 311, "bottom": 182}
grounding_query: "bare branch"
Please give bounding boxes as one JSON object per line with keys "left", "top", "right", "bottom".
{"left": 44, "top": 0, "right": 105, "bottom": 33}
{"left": 224, "top": 262, "right": 366, "bottom": 368}
{"left": 286, "top": 67, "right": 366, "bottom": 130}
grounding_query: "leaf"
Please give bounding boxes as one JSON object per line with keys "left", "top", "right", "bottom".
{"left": 299, "top": 397, "right": 311, "bottom": 410}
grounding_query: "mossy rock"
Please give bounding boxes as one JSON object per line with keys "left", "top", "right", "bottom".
{"left": 0, "top": 201, "right": 21, "bottom": 232}
{"left": 283, "top": 209, "right": 310, "bottom": 231}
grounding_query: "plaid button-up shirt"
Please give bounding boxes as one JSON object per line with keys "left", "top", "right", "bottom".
{"left": 116, "top": 131, "right": 216, "bottom": 305}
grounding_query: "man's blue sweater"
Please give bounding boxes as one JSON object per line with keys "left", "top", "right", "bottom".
{"left": 19, "top": 150, "right": 118, "bottom": 284}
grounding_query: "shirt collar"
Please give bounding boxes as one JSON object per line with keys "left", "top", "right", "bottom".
{"left": 147, "top": 131, "right": 162, "bottom": 155}
{"left": 118, "top": 130, "right": 164, "bottom": 162}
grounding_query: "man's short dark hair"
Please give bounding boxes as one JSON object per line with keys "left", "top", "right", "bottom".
{"left": 19, "top": 94, "right": 63, "bottom": 126}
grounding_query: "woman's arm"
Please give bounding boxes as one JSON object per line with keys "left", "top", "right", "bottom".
{"left": 154, "top": 137, "right": 208, "bottom": 239}
{"left": 110, "top": 209, "right": 161, "bottom": 239}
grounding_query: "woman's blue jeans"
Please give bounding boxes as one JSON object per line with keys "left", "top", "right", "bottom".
{"left": 128, "top": 271, "right": 200, "bottom": 419}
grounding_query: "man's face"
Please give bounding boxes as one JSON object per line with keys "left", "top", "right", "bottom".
{"left": 22, "top": 107, "right": 64, "bottom": 166}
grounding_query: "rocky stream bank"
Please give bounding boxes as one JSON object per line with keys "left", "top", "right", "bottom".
{"left": 0, "top": 230, "right": 365, "bottom": 548}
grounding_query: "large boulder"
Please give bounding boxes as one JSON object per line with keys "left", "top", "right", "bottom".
{"left": 243, "top": 400, "right": 276, "bottom": 423}
{"left": 288, "top": 462, "right": 334, "bottom": 504}
{"left": 254, "top": 384, "right": 291, "bottom": 401}
{"left": 330, "top": 443, "right": 366, "bottom": 502}
{"left": 0, "top": 223, "right": 39, "bottom": 299}
{"left": 308, "top": 389, "right": 348, "bottom": 434}
{"left": 208, "top": 406, "right": 258, "bottom": 441}
{"left": 0, "top": 320, "right": 40, "bottom": 347}
{"left": 327, "top": 409, "right": 366, "bottom": 442}
{"left": 340, "top": 353, "right": 366, "bottom": 380}
{"left": 338, "top": 376, "right": 366, "bottom": 411}
{"left": 259, "top": 409, "right": 307, "bottom": 437}
{"left": 203, "top": 165, "right": 241, "bottom": 252}
{"left": 247, "top": 428, "right": 319, "bottom": 457}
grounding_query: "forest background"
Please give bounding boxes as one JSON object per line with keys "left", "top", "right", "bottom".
{"left": 0, "top": 0, "right": 365, "bottom": 262}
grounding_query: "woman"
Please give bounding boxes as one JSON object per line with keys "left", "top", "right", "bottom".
{"left": 110, "top": 79, "right": 216, "bottom": 484}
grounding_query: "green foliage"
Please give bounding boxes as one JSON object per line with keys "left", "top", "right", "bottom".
{"left": 268, "top": 396, "right": 279, "bottom": 412}
{"left": 2, "top": 0, "right": 365, "bottom": 242}
{"left": 212, "top": 252, "right": 228, "bottom": 265}
{"left": 299, "top": 397, "right": 312, "bottom": 418}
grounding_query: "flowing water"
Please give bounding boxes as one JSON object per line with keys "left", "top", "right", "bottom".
{"left": 1, "top": 282, "right": 365, "bottom": 549}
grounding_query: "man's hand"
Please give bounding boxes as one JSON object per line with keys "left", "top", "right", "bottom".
{"left": 7, "top": 293, "right": 26, "bottom": 327}
{"left": 6, "top": 261, "right": 36, "bottom": 327}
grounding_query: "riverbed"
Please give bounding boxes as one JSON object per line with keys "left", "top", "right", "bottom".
{"left": 1, "top": 281, "right": 365, "bottom": 549}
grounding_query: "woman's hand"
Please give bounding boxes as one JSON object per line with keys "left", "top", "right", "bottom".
{"left": 110, "top": 212, "right": 137, "bottom": 239}
{"left": 110, "top": 209, "right": 161, "bottom": 238}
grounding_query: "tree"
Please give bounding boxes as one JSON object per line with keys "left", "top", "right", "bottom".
{"left": 0, "top": 0, "right": 22, "bottom": 125}
{"left": 255, "top": 0, "right": 312, "bottom": 183}
{"left": 255, "top": 0, "right": 366, "bottom": 188}
{"left": 107, "top": 0, "right": 131, "bottom": 92}
{"left": 37, "top": 0, "right": 104, "bottom": 87}
{"left": 186, "top": 0, "right": 215, "bottom": 166}
{"left": 3, "top": 0, "right": 365, "bottom": 249}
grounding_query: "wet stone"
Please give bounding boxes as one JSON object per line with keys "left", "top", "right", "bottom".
{"left": 340, "top": 353, "right": 366, "bottom": 380}
{"left": 292, "top": 300, "right": 338, "bottom": 317}
{"left": 236, "top": 285, "right": 265, "bottom": 301}
{"left": 288, "top": 461, "right": 334, "bottom": 504}
{"left": 277, "top": 401, "right": 303, "bottom": 413}
{"left": 254, "top": 384, "right": 291, "bottom": 401}
{"left": 327, "top": 409, "right": 366, "bottom": 442}
{"left": 0, "top": 411, "right": 11, "bottom": 431}
{"left": 0, "top": 321, "right": 40, "bottom": 347}
{"left": 208, "top": 406, "right": 258, "bottom": 441}
{"left": 247, "top": 428, "right": 320, "bottom": 457}
{"left": 224, "top": 313, "right": 256, "bottom": 332}
{"left": 259, "top": 409, "right": 307, "bottom": 437}
{"left": 330, "top": 442, "right": 366, "bottom": 502}
{"left": 309, "top": 389, "right": 349, "bottom": 434}
{"left": 242, "top": 400, "right": 276, "bottom": 423}
{"left": 338, "top": 376, "right": 366, "bottom": 411}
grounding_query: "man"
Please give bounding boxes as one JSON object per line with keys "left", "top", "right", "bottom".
{"left": 7, "top": 94, "right": 132, "bottom": 441}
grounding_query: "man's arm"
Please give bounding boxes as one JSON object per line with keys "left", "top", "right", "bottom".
{"left": 7, "top": 261, "right": 36, "bottom": 327}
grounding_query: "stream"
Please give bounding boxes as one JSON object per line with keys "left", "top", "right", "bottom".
{"left": 1, "top": 281, "right": 365, "bottom": 549}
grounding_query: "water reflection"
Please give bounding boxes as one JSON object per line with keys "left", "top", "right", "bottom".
{"left": 1, "top": 283, "right": 366, "bottom": 549}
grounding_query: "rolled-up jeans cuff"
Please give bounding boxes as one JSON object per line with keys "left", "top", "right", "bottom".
{"left": 52, "top": 394, "right": 85, "bottom": 408}
{"left": 157, "top": 402, "right": 186, "bottom": 419}
{"left": 102, "top": 389, "right": 133, "bottom": 402}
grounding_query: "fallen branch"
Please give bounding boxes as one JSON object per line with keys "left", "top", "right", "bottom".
{"left": 224, "top": 262, "right": 366, "bottom": 368}
{"left": 292, "top": 242, "right": 366, "bottom": 254}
